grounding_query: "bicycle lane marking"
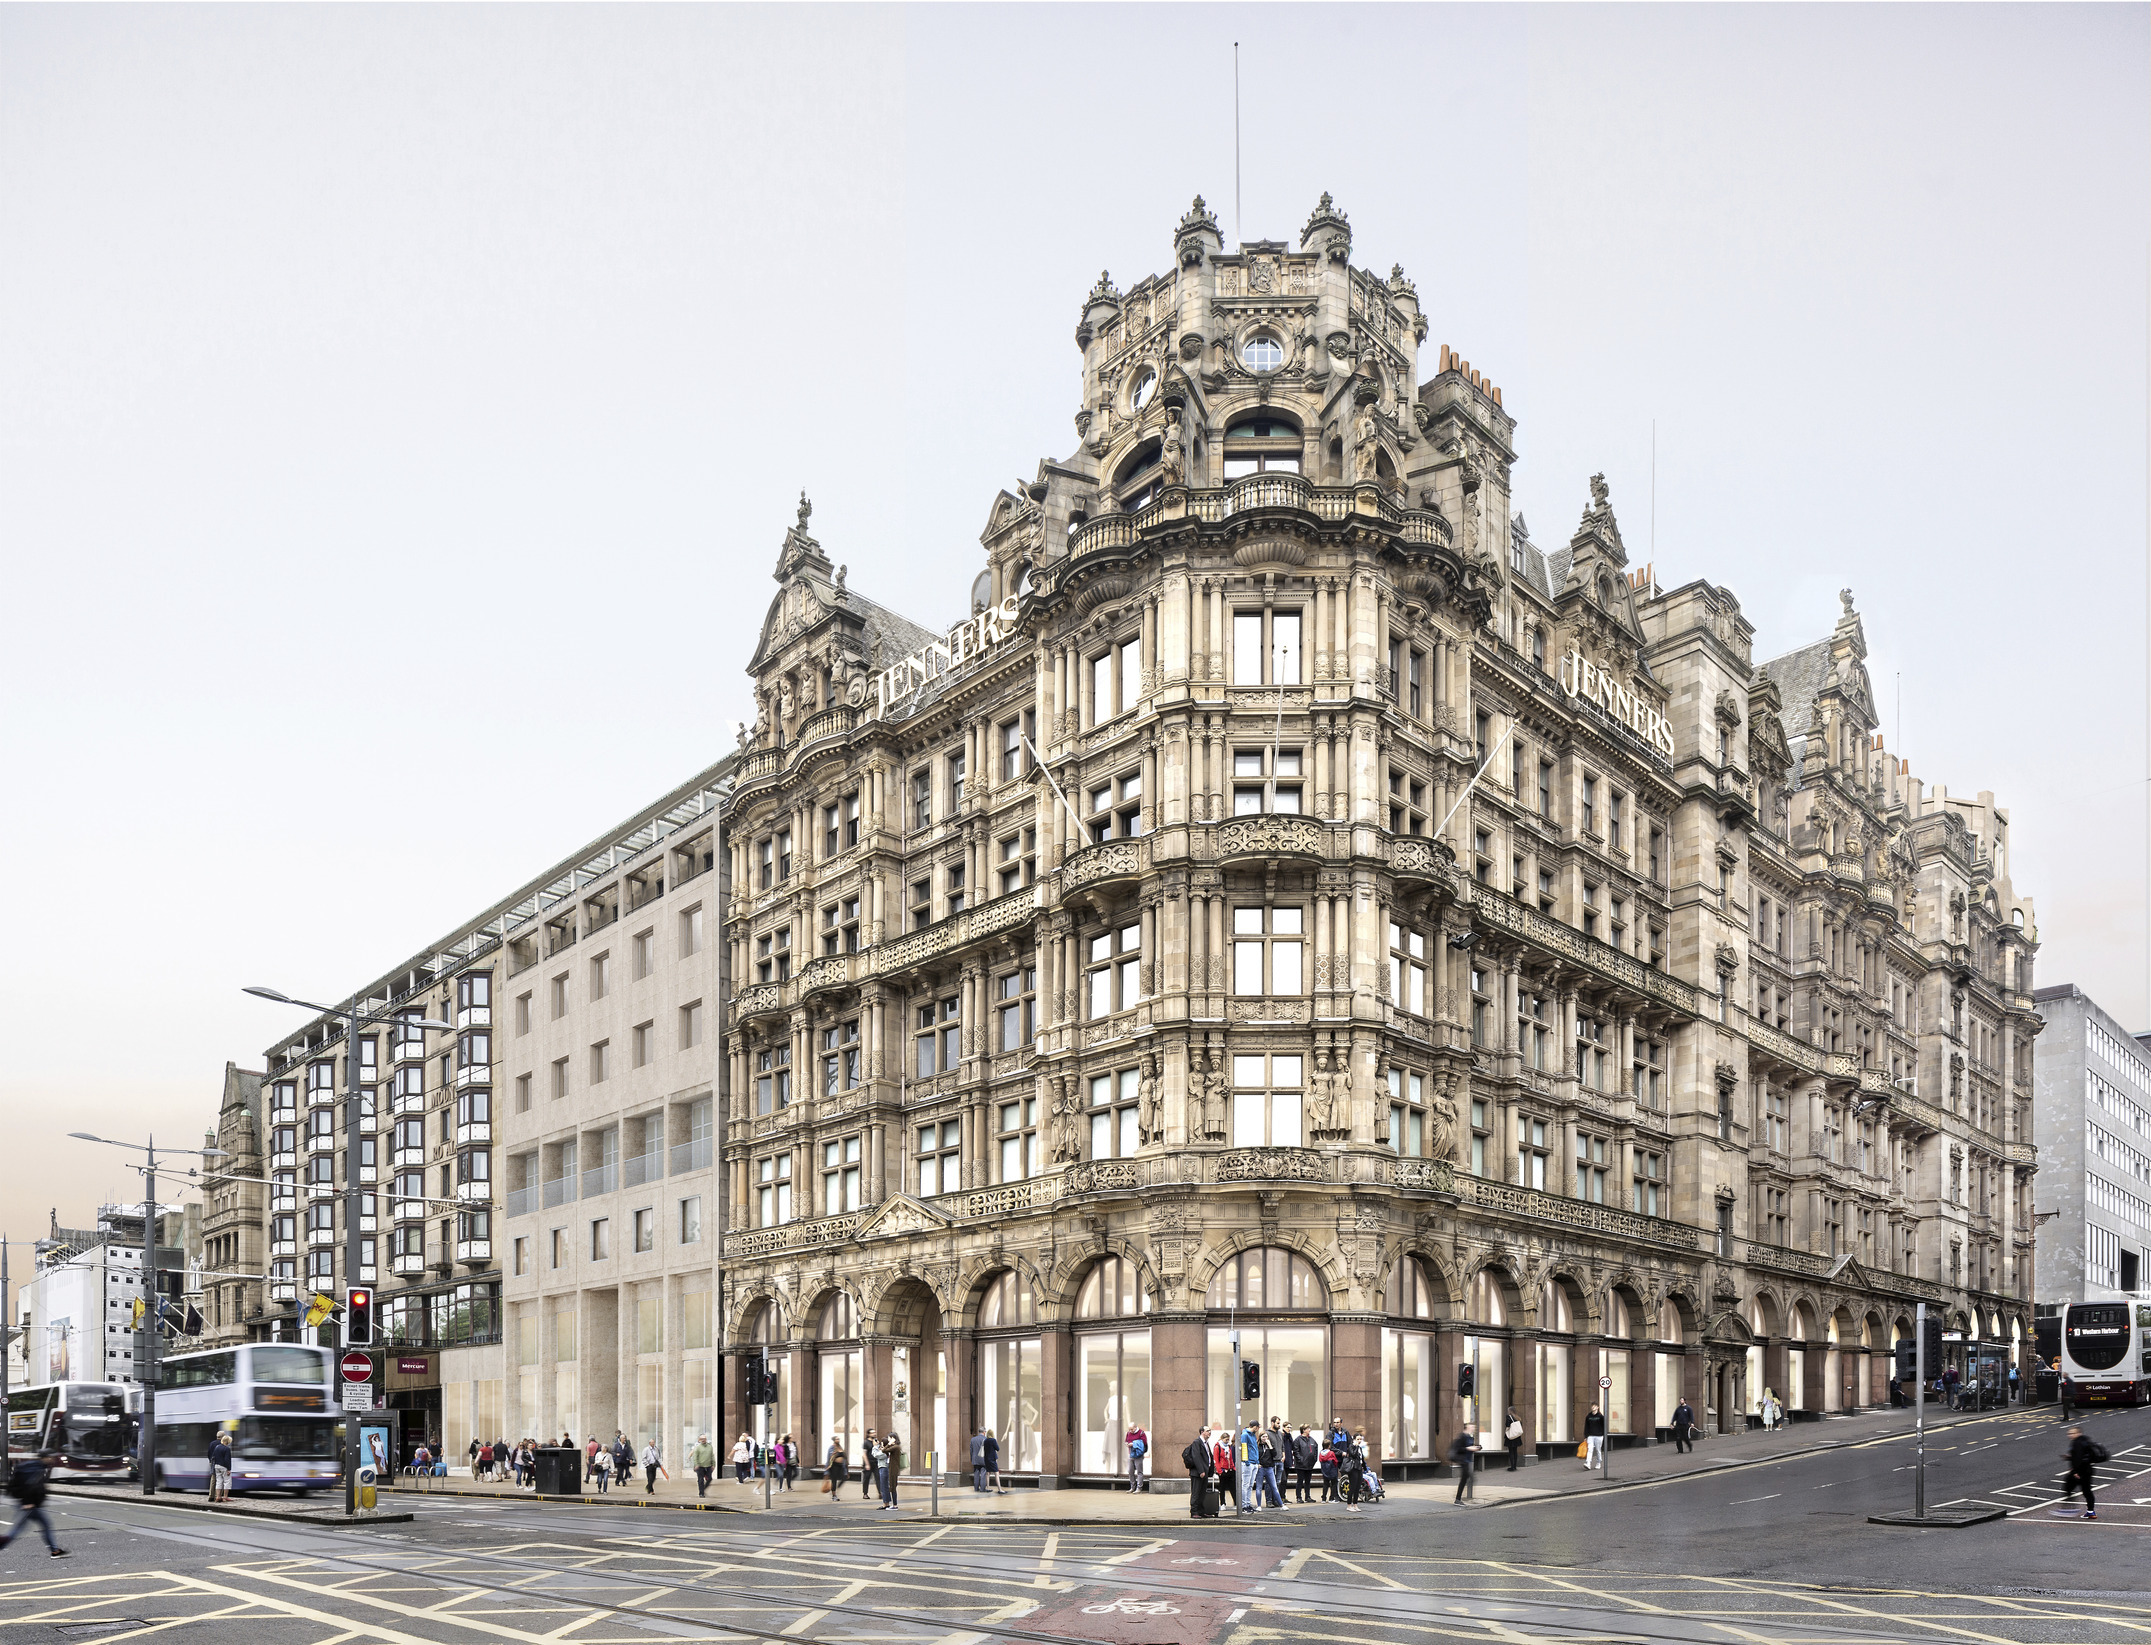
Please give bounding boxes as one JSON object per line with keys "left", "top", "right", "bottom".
{"left": 1014, "top": 1539, "right": 1292, "bottom": 1644}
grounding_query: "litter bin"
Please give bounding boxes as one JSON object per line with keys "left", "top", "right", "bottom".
{"left": 534, "top": 1447, "right": 582, "bottom": 1496}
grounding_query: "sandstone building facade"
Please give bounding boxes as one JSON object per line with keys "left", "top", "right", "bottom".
{"left": 718, "top": 196, "right": 2041, "bottom": 1483}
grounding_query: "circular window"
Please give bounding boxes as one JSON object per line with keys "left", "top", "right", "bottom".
{"left": 1130, "top": 369, "right": 1157, "bottom": 410}
{"left": 1241, "top": 333, "right": 1283, "bottom": 373}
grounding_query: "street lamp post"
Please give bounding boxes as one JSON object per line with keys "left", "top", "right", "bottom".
{"left": 246, "top": 986, "right": 452, "bottom": 1517}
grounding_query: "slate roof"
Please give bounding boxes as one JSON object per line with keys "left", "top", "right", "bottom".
{"left": 1509, "top": 514, "right": 1563, "bottom": 601}
{"left": 1758, "top": 636, "right": 1834, "bottom": 762}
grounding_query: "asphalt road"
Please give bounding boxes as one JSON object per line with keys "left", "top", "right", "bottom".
{"left": 4, "top": 1402, "right": 2143, "bottom": 1645}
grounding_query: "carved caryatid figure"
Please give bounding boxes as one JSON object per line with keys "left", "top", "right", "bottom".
{"left": 1429, "top": 1082, "right": 1459, "bottom": 1161}
{"left": 1306, "top": 1049, "right": 1337, "bottom": 1135}
{"left": 1050, "top": 1083, "right": 1081, "bottom": 1163}
{"left": 1352, "top": 406, "right": 1379, "bottom": 481}
{"left": 1159, "top": 406, "right": 1185, "bottom": 486}
{"left": 1138, "top": 1056, "right": 1161, "bottom": 1142}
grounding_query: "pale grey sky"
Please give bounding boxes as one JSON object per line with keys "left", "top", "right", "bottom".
{"left": 3, "top": 5, "right": 2143, "bottom": 1229}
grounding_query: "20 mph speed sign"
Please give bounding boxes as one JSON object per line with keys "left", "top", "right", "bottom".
{"left": 341, "top": 1352, "right": 373, "bottom": 1383}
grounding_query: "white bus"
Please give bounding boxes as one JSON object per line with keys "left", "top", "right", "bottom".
{"left": 2059, "top": 1297, "right": 2151, "bottom": 1407}
{"left": 150, "top": 1344, "right": 342, "bottom": 1494}
{"left": 4, "top": 1382, "right": 130, "bottom": 1477}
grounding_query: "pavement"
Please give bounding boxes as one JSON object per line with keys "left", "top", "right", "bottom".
{"left": 370, "top": 1397, "right": 2050, "bottom": 1522}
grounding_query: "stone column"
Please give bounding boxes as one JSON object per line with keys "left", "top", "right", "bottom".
{"left": 1151, "top": 1314, "right": 1206, "bottom": 1491}
{"left": 1332, "top": 1316, "right": 1383, "bottom": 1460}
{"left": 1038, "top": 1327, "right": 1073, "bottom": 1486}
{"left": 942, "top": 1327, "right": 975, "bottom": 1483}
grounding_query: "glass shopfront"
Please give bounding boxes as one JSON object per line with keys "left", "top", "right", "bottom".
{"left": 1204, "top": 1247, "right": 1330, "bottom": 1429}
{"left": 1654, "top": 1300, "right": 1684, "bottom": 1430}
{"left": 1460, "top": 1268, "right": 1510, "bottom": 1447}
{"left": 978, "top": 1271, "right": 1041, "bottom": 1473}
{"left": 1075, "top": 1257, "right": 1151, "bottom": 1477}
{"left": 816, "top": 1292, "right": 861, "bottom": 1466}
{"left": 1382, "top": 1255, "right": 1442, "bottom": 1459}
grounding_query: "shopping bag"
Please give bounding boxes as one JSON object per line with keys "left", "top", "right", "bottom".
{"left": 1576, "top": 1442, "right": 1589, "bottom": 1459}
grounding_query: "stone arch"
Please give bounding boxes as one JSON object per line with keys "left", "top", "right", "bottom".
{"left": 1606, "top": 1272, "right": 1651, "bottom": 1340}
{"left": 1749, "top": 1288, "right": 1785, "bottom": 1339}
{"left": 1536, "top": 1265, "right": 1593, "bottom": 1333}
{"left": 1381, "top": 1239, "right": 1460, "bottom": 1319}
{"left": 1785, "top": 1295, "right": 1823, "bottom": 1342}
{"left": 1658, "top": 1288, "right": 1704, "bottom": 1344}
{"left": 1057, "top": 1242, "right": 1160, "bottom": 1324}
{"left": 951, "top": 1254, "right": 1049, "bottom": 1331}
{"left": 1188, "top": 1228, "right": 1345, "bottom": 1307}
{"left": 1459, "top": 1255, "right": 1526, "bottom": 1325}
{"left": 868, "top": 1273, "right": 943, "bottom": 1338}
{"left": 728, "top": 1287, "right": 792, "bottom": 1345}
{"left": 798, "top": 1281, "right": 865, "bottom": 1344}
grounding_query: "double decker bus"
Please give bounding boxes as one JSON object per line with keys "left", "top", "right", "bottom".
{"left": 149, "top": 1343, "right": 341, "bottom": 1493}
{"left": 2059, "top": 1297, "right": 2151, "bottom": 1406}
{"left": 3, "top": 1382, "right": 130, "bottom": 1477}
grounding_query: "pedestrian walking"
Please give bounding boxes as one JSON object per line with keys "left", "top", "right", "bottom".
{"left": 970, "top": 1428, "right": 989, "bottom": 1493}
{"left": 2062, "top": 1426, "right": 2107, "bottom": 1519}
{"left": 1503, "top": 1407, "right": 1524, "bottom": 1471}
{"left": 983, "top": 1429, "right": 1004, "bottom": 1493}
{"left": 1449, "top": 1427, "right": 1480, "bottom": 1504}
{"left": 0, "top": 1453, "right": 67, "bottom": 1558}
{"left": 1583, "top": 1405, "right": 1607, "bottom": 1471}
{"left": 2008, "top": 1364, "right": 2021, "bottom": 1404}
{"left": 592, "top": 1446, "right": 612, "bottom": 1492}
{"left": 642, "top": 1441, "right": 661, "bottom": 1493}
{"left": 732, "top": 1434, "right": 753, "bottom": 1484}
{"left": 208, "top": 1428, "right": 233, "bottom": 1502}
{"left": 780, "top": 1434, "right": 799, "bottom": 1490}
{"left": 1124, "top": 1423, "right": 1148, "bottom": 1492}
{"left": 2060, "top": 1375, "right": 2076, "bottom": 1421}
{"left": 1292, "top": 1426, "right": 1317, "bottom": 1502}
{"left": 1671, "top": 1397, "right": 1696, "bottom": 1455}
{"left": 825, "top": 1439, "right": 849, "bottom": 1494}
{"left": 691, "top": 1435, "right": 715, "bottom": 1498}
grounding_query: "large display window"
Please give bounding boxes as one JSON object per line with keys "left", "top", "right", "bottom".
{"left": 1460, "top": 1268, "right": 1509, "bottom": 1446}
{"left": 1382, "top": 1254, "right": 1442, "bottom": 1458}
{"left": 1203, "top": 1247, "right": 1329, "bottom": 1430}
{"left": 977, "top": 1270, "right": 1041, "bottom": 1473}
{"left": 816, "top": 1292, "right": 860, "bottom": 1466}
{"left": 1075, "top": 1257, "right": 1151, "bottom": 1477}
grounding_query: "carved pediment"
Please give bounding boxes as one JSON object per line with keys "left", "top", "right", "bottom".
{"left": 854, "top": 1193, "right": 954, "bottom": 1243}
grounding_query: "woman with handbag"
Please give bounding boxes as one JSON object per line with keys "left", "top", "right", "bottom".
{"left": 1503, "top": 1408, "right": 1525, "bottom": 1471}
{"left": 824, "top": 1439, "right": 848, "bottom": 1495}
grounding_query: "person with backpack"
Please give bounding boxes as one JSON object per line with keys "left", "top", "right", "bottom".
{"left": 1449, "top": 1425, "right": 1480, "bottom": 1504}
{"left": 1181, "top": 1426, "right": 1218, "bottom": 1519}
{"left": 2062, "top": 1426, "right": 2107, "bottom": 1519}
{"left": 0, "top": 1452, "right": 66, "bottom": 1558}
{"left": 1292, "top": 1426, "right": 1318, "bottom": 1502}
{"left": 1503, "top": 1407, "right": 1525, "bottom": 1470}
{"left": 1123, "top": 1424, "right": 1148, "bottom": 1492}
{"left": 1318, "top": 1436, "right": 1341, "bottom": 1502}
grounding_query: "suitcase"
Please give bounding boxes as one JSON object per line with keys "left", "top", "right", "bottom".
{"left": 1196, "top": 1479, "right": 1221, "bottom": 1518}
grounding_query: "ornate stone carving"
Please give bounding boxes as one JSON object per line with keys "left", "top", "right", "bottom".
{"left": 1217, "top": 1148, "right": 1326, "bottom": 1184}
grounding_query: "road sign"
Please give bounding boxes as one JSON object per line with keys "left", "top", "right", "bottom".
{"left": 340, "top": 1382, "right": 374, "bottom": 1412}
{"left": 1599, "top": 1376, "right": 1611, "bottom": 1389}
{"left": 340, "top": 1352, "right": 373, "bottom": 1383}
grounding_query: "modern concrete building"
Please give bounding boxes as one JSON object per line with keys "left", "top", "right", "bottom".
{"left": 21, "top": 1206, "right": 190, "bottom": 1387}
{"left": 2032, "top": 984, "right": 2151, "bottom": 1300}
{"left": 716, "top": 195, "right": 2042, "bottom": 1487}
{"left": 252, "top": 758, "right": 732, "bottom": 1460}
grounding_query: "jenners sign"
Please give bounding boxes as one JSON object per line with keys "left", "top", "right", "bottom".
{"left": 1558, "top": 645, "right": 1676, "bottom": 757}
{"left": 870, "top": 594, "right": 1023, "bottom": 718}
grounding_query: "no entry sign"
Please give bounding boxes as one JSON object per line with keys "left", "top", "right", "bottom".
{"left": 340, "top": 1352, "right": 373, "bottom": 1383}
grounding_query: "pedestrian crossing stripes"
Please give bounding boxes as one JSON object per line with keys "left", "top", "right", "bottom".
{"left": 1933, "top": 1441, "right": 2151, "bottom": 1516}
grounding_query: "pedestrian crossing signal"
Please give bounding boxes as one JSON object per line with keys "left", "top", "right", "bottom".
{"left": 1458, "top": 1363, "right": 1476, "bottom": 1399}
{"left": 1240, "top": 1360, "right": 1260, "bottom": 1400}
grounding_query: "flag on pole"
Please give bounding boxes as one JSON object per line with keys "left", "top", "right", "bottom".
{"left": 183, "top": 1303, "right": 203, "bottom": 1337}
{"left": 131, "top": 1296, "right": 147, "bottom": 1328}
{"left": 304, "top": 1292, "right": 336, "bottom": 1328}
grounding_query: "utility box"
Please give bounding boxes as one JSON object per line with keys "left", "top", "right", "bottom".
{"left": 534, "top": 1447, "right": 582, "bottom": 1496}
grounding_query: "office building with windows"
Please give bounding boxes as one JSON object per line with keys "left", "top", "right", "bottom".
{"left": 717, "top": 194, "right": 2040, "bottom": 1485}
{"left": 251, "top": 759, "right": 731, "bottom": 1458}
{"left": 196, "top": 1061, "right": 266, "bottom": 1350}
{"left": 2032, "top": 984, "right": 2151, "bottom": 1300}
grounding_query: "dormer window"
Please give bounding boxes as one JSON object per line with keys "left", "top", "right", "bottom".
{"left": 1241, "top": 333, "right": 1284, "bottom": 372}
{"left": 1222, "top": 412, "right": 1303, "bottom": 480}
{"left": 1129, "top": 369, "right": 1157, "bottom": 410}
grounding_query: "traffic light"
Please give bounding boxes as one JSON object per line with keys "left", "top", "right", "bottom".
{"left": 345, "top": 1286, "right": 374, "bottom": 1348}
{"left": 1240, "top": 1360, "right": 1260, "bottom": 1400}
{"left": 741, "top": 1357, "right": 764, "bottom": 1405}
{"left": 1921, "top": 1314, "right": 1945, "bottom": 1374}
{"left": 761, "top": 1362, "right": 779, "bottom": 1409}
{"left": 1894, "top": 1339, "right": 1918, "bottom": 1383}
{"left": 1458, "top": 1362, "right": 1476, "bottom": 1399}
